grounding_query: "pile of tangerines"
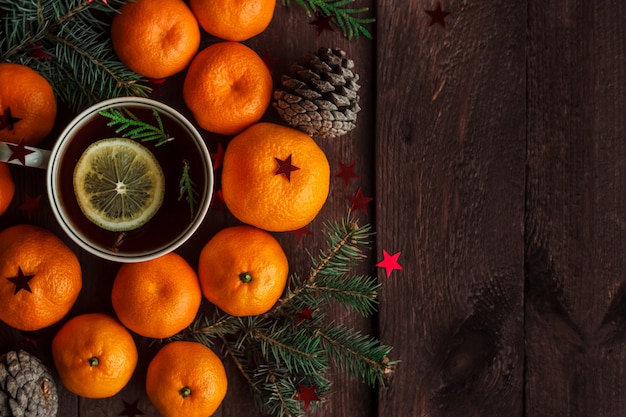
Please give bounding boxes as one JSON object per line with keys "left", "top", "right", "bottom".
{"left": 0, "top": 0, "right": 334, "bottom": 416}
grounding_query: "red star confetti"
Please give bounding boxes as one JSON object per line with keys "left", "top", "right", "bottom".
{"left": 297, "top": 307, "right": 316, "bottom": 325}
{"left": 0, "top": 107, "right": 21, "bottom": 132}
{"left": 19, "top": 336, "right": 38, "bottom": 350}
{"left": 27, "top": 43, "right": 51, "bottom": 61}
{"left": 295, "top": 384, "right": 320, "bottom": 411}
{"left": 347, "top": 187, "right": 373, "bottom": 215}
{"left": 119, "top": 399, "right": 144, "bottom": 417}
{"left": 425, "top": 2, "right": 451, "bottom": 28}
{"left": 261, "top": 48, "right": 279, "bottom": 75}
{"left": 7, "top": 267, "right": 35, "bottom": 294}
{"left": 7, "top": 139, "right": 35, "bottom": 166}
{"left": 275, "top": 154, "right": 300, "bottom": 181}
{"left": 291, "top": 226, "right": 313, "bottom": 243}
{"left": 210, "top": 188, "right": 224, "bottom": 209}
{"left": 310, "top": 12, "right": 335, "bottom": 36}
{"left": 376, "top": 250, "right": 403, "bottom": 278}
{"left": 144, "top": 78, "right": 166, "bottom": 96}
{"left": 211, "top": 143, "right": 224, "bottom": 171}
{"left": 18, "top": 193, "right": 43, "bottom": 221}
{"left": 334, "top": 160, "right": 359, "bottom": 186}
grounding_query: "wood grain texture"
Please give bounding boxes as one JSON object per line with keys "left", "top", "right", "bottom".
{"left": 376, "top": 1, "right": 526, "bottom": 416}
{"left": 525, "top": 1, "right": 626, "bottom": 416}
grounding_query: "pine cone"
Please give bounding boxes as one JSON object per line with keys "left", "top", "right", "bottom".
{"left": 0, "top": 350, "right": 58, "bottom": 417}
{"left": 273, "top": 47, "right": 361, "bottom": 139}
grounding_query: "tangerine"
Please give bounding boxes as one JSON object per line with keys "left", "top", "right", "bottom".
{"left": 189, "top": 0, "right": 276, "bottom": 41}
{"left": 0, "top": 224, "right": 81, "bottom": 331}
{"left": 0, "top": 63, "right": 57, "bottom": 146}
{"left": 146, "top": 341, "right": 227, "bottom": 417}
{"left": 51, "top": 313, "right": 138, "bottom": 399}
{"left": 198, "top": 225, "right": 288, "bottom": 316}
{"left": 183, "top": 41, "right": 272, "bottom": 135}
{"left": 221, "top": 122, "right": 330, "bottom": 232}
{"left": 111, "top": 252, "right": 202, "bottom": 339}
{"left": 111, "top": 0, "right": 201, "bottom": 79}
{"left": 0, "top": 163, "right": 15, "bottom": 215}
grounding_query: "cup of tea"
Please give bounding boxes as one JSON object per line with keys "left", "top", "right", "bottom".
{"left": 3, "top": 97, "right": 214, "bottom": 262}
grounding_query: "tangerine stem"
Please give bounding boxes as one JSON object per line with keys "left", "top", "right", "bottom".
{"left": 179, "top": 387, "right": 192, "bottom": 398}
{"left": 87, "top": 357, "right": 99, "bottom": 367}
{"left": 239, "top": 272, "right": 253, "bottom": 283}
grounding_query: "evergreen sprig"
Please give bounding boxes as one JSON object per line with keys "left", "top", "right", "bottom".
{"left": 173, "top": 214, "right": 395, "bottom": 417}
{"left": 0, "top": 0, "right": 150, "bottom": 111}
{"left": 99, "top": 107, "right": 173, "bottom": 146}
{"left": 178, "top": 160, "right": 200, "bottom": 220}
{"left": 281, "top": 0, "right": 375, "bottom": 40}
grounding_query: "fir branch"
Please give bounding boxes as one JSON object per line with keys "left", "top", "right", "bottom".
{"left": 178, "top": 160, "right": 199, "bottom": 220}
{"left": 170, "top": 311, "right": 241, "bottom": 346}
{"left": 251, "top": 324, "right": 327, "bottom": 375}
{"left": 99, "top": 107, "right": 173, "bottom": 146}
{"left": 0, "top": 0, "right": 150, "bottom": 111}
{"left": 318, "top": 323, "right": 395, "bottom": 387}
{"left": 281, "top": 0, "right": 375, "bottom": 40}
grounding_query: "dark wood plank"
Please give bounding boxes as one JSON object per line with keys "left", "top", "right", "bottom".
{"left": 525, "top": 1, "right": 626, "bottom": 416}
{"left": 376, "top": 1, "right": 526, "bottom": 416}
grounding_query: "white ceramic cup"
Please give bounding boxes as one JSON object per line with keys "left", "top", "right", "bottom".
{"left": 24, "top": 97, "right": 214, "bottom": 263}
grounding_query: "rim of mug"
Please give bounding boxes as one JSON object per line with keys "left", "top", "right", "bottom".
{"left": 46, "top": 97, "right": 214, "bottom": 263}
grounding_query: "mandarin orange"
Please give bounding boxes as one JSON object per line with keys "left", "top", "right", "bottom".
{"left": 111, "top": 0, "right": 201, "bottom": 79}
{"left": 146, "top": 341, "right": 227, "bottom": 417}
{"left": 111, "top": 252, "right": 202, "bottom": 339}
{"left": 51, "top": 313, "right": 138, "bottom": 399}
{"left": 0, "top": 63, "right": 57, "bottom": 146}
{"left": 221, "top": 122, "right": 330, "bottom": 232}
{"left": 189, "top": 0, "right": 276, "bottom": 41}
{"left": 0, "top": 224, "right": 81, "bottom": 331}
{"left": 198, "top": 225, "right": 288, "bottom": 316}
{"left": 183, "top": 41, "right": 272, "bottom": 135}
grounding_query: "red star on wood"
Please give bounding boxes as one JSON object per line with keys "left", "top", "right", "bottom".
{"left": 7, "top": 267, "right": 35, "bottom": 294}
{"left": 291, "top": 226, "right": 313, "bottom": 243}
{"left": 425, "top": 2, "right": 451, "bottom": 28}
{"left": 310, "top": 12, "right": 335, "bottom": 36}
{"left": 347, "top": 187, "right": 373, "bottom": 214}
{"left": 119, "top": 399, "right": 144, "bottom": 417}
{"left": 261, "top": 48, "right": 279, "bottom": 75}
{"left": 275, "top": 154, "right": 300, "bottom": 181}
{"left": 0, "top": 107, "right": 21, "bottom": 132}
{"left": 297, "top": 307, "right": 316, "bottom": 325}
{"left": 334, "top": 160, "right": 359, "bottom": 186}
{"left": 7, "top": 139, "right": 35, "bottom": 166}
{"left": 211, "top": 143, "right": 224, "bottom": 171}
{"left": 376, "top": 250, "right": 403, "bottom": 278}
{"left": 210, "top": 188, "right": 224, "bottom": 209}
{"left": 295, "top": 384, "right": 320, "bottom": 411}
{"left": 18, "top": 193, "right": 43, "bottom": 221}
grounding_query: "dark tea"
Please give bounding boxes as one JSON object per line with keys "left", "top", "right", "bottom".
{"left": 48, "top": 99, "right": 213, "bottom": 261}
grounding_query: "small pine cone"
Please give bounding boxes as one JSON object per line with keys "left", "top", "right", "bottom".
{"left": 273, "top": 47, "right": 361, "bottom": 139}
{"left": 0, "top": 350, "right": 58, "bottom": 417}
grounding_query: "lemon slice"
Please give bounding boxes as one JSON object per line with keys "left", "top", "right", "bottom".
{"left": 73, "top": 138, "right": 165, "bottom": 232}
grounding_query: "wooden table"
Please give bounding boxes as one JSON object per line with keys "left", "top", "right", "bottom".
{"left": 2, "top": 0, "right": 626, "bottom": 416}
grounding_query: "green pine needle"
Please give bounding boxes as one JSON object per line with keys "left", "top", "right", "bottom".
{"left": 319, "top": 323, "right": 396, "bottom": 386}
{"left": 178, "top": 160, "right": 200, "bottom": 220}
{"left": 173, "top": 214, "right": 394, "bottom": 417}
{"left": 0, "top": 0, "right": 150, "bottom": 111}
{"left": 281, "top": 0, "right": 375, "bottom": 40}
{"left": 99, "top": 107, "right": 173, "bottom": 146}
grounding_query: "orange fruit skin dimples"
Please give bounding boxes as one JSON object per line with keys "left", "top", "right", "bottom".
{"left": 0, "top": 224, "right": 81, "bottom": 331}
{"left": 221, "top": 122, "right": 331, "bottom": 232}
{"left": 146, "top": 341, "right": 228, "bottom": 417}
{"left": 111, "top": 0, "right": 201, "bottom": 79}
{"left": 189, "top": 0, "right": 276, "bottom": 41}
{"left": 183, "top": 41, "right": 273, "bottom": 135}
{"left": 0, "top": 63, "right": 57, "bottom": 146}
